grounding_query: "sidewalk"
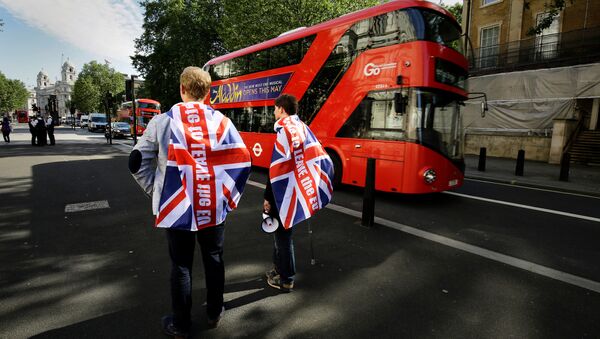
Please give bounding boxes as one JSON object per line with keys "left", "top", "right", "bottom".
{"left": 464, "top": 154, "right": 600, "bottom": 197}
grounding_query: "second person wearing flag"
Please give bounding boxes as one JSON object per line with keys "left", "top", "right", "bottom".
{"left": 264, "top": 94, "right": 335, "bottom": 292}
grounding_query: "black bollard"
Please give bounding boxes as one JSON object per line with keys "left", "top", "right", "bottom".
{"left": 515, "top": 150, "right": 525, "bottom": 176}
{"left": 361, "top": 158, "right": 376, "bottom": 227}
{"left": 478, "top": 147, "right": 487, "bottom": 172}
{"left": 559, "top": 152, "right": 571, "bottom": 182}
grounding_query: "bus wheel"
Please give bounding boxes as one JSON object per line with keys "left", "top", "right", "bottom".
{"left": 327, "top": 150, "right": 342, "bottom": 187}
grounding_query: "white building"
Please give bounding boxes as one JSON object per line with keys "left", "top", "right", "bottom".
{"left": 35, "top": 60, "right": 78, "bottom": 118}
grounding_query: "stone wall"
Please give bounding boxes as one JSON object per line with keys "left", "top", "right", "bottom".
{"left": 465, "top": 134, "right": 552, "bottom": 162}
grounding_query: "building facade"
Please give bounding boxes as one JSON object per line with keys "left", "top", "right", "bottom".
{"left": 461, "top": 0, "right": 600, "bottom": 164}
{"left": 34, "top": 61, "right": 78, "bottom": 119}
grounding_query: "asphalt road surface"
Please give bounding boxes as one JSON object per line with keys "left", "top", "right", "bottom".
{"left": 1, "top": 132, "right": 599, "bottom": 338}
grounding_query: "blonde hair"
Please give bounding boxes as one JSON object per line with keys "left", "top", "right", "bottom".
{"left": 180, "top": 66, "right": 212, "bottom": 100}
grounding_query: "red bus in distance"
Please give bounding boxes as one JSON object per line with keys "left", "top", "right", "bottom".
{"left": 117, "top": 98, "right": 161, "bottom": 136}
{"left": 15, "top": 110, "right": 29, "bottom": 123}
{"left": 203, "top": 0, "right": 468, "bottom": 193}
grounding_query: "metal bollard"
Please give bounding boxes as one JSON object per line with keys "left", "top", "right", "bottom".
{"left": 361, "top": 158, "right": 376, "bottom": 227}
{"left": 559, "top": 152, "right": 571, "bottom": 182}
{"left": 478, "top": 147, "right": 487, "bottom": 172}
{"left": 515, "top": 150, "right": 525, "bottom": 176}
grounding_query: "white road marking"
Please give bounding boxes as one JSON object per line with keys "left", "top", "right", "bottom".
{"left": 443, "top": 191, "right": 600, "bottom": 223}
{"left": 246, "top": 179, "right": 600, "bottom": 293}
{"left": 464, "top": 177, "right": 600, "bottom": 199}
{"left": 65, "top": 200, "right": 110, "bottom": 213}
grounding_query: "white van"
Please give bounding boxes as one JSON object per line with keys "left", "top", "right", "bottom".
{"left": 80, "top": 115, "right": 89, "bottom": 129}
{"left": 88, "top": 113, "right": 108, "bottom": 132}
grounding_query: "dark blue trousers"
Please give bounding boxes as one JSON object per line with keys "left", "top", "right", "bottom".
{"left": 165, "top": 224, "right": 225, "bottom": 330}
{"left": 273, "top": 225, "right": 295, "bottom": 284}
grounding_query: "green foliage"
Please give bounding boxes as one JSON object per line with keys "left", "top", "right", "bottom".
{"left": 526, "top": 0, "right": 574, "bottom": 36}
{"left": 219, "top": 0, "right": 380, "bottom": 51}
{"left": 440, "top": 2, "right": 462, "bottom": 26}
{"left": 132, "top": 0, "right": 223, "bottom": 109}
{"left": 132, "top": 0, "right": 379, "bottom": 108}
{"left": 0, "top": 71, "right": 29, "bottom": 113}
{"left": 72, "top": 61, "right": 124, "bottom": 113}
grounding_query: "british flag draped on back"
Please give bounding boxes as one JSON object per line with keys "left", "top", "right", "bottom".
{"left": 156, "top": 102, "right": 251, "bottom": 231}
{"left": 269, "top": 115, "right": 334, "bottom": 229}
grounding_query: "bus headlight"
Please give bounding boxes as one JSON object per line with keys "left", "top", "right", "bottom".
{"left": 423, "top": 168, "right": 437, "bottom": 184}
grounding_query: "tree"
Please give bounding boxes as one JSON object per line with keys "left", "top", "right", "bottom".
{"left": 441, "top": 2, "right": 462, "bottom": 26}
{"left": 219, "top": 0, "right": 380, "bottom": 51}
{"left": 72, "top": 61, "right": 124, "bottom": 113}
{"left": 131, "top": 0, "right": 380, "bottom": 108}
{"left": 526, "top": 0, "right": 575, "bottom": 36}
{"left": 0, "top": 71, "right": 29, "bottom": 113}
{"left": 132, "top": 0, "right": 223, "bottom": 109}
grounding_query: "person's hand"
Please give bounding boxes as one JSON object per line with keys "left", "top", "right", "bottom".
{"left": 263, "top": 199, "right": 271, "bottom": 213}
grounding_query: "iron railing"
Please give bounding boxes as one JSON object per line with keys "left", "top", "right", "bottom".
{"left": 469, "top": 27, "right": 600, "bottom": 76}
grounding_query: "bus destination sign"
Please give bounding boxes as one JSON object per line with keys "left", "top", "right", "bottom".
{"left": 210, "top": 73, "right": 292, "bottom": 105}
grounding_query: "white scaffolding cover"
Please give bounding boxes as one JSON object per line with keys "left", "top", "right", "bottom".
{"left": 463, "top": 63, "right": 600, "bottom": 132}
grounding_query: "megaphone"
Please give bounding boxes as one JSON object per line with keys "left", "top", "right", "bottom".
{"left": 261, "top": 213, "right": 279, "bottom": 233}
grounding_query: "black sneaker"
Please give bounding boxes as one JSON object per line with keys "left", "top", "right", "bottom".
{"left": 161, "top": 315, "right": 189, "bottom": 338}
{"left": 207, "top": 306, "right": 225, "bottom": 329}
{"left": 267, "top": 274, "right": 294, "bottom": 292}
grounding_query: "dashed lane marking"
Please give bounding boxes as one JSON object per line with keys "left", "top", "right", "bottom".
{"left": 65, "top": 200, "right": 110, "bottom": 213}
{"left": 246, "top": 179, "right": 600, "bottom": 294}
{"left": 464, "top": 177, "right": 600, "bottom": 199}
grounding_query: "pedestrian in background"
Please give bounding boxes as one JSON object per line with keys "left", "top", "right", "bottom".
{"left": 129, "top": 66, "right": 251, "bottom": 338}
{"left": 46, "top": 115, "right": 55, "bottom": 145}
{"left": 1, "top": 116, "right": 11, "bottom": 143}
{"left": 35, "top": 115, "right": 47, "bottom": 146}
{"left": 263, "top": 94, "right": 334, "bottom": 292}
{"left": 28, "top": 116, "right": 37, "bottom": 145}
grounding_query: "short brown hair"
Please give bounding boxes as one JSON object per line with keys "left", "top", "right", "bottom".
{"left": 180, "top": 66, "right": 212, "bottom": 100}
{"left": 274, "top": 94, "right": 298, "bottom": 115}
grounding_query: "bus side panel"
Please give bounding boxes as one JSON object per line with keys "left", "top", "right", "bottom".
{"left": 401, "top": 143, "right": 464, "bottom": 193}
{"left": 239, "top": 132, "right": 276, "bottom": 168}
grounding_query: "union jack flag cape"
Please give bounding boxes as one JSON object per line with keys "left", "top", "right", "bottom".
{"left": 156, "top": 102, "right": 251, "bottom": 231}
{"left": 269, "top": 115, "right": 334, "bottom": 229}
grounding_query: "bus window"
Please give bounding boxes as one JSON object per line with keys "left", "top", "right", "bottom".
{"left": 407, "top": 8, "right": 464, "bottom": 55}
{"left": 337, "top": 90, "right": 407, "bottom": 141}
{"left": 221, "top": 106, "right": 276, "bottom": 133}
{"left": 248, "top": 50, "right": 269, "bottom": 74}
{"left": 270, "top": 40, "right": 301, "bottom": 69}
{"left": 406, "top": 89, "right": 462, "bottom": 159}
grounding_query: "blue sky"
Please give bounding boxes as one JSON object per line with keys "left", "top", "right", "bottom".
{"left": 0, "top": 0, "right": 461, "bottom": 89}
{"left": 0, "top": 0, "right": 143, "bottom": 88}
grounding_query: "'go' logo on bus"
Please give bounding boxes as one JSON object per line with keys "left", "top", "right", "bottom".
{"left": 363, "top": 62, "right": 397, "bottom": 77}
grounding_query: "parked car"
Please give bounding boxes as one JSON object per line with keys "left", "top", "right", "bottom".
{"left": 105, "top": 122, "right": 131, "bottom": 139}
{"left": 88, "top": 113, "right": 108, "bottom": 132}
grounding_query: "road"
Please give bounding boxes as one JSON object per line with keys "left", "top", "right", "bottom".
{"left": 1, "top": 126, "right": 599, "bottom": 338}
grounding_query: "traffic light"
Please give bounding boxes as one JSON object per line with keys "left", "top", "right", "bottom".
{"left": 125, "top": 79, "right": 133, "bottom": 101}
{"left": 32, "top": 103, "right": 38, "bottom": 112}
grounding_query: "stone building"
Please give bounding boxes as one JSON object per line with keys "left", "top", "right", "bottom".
{"left": 35, "top": 60, "right": 78, "bottom": 119}
{"left": 461, "top": 0, "right": 600, "bottom": 164}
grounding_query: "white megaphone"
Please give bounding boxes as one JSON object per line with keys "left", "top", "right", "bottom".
{"left": 261, "top": 212, "right": 279, "bottom": 233}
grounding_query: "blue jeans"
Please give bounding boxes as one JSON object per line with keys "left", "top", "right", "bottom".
{"left": 165, "top": 224, "right": 225, "bottom": 330}
{"left": 273, "top": 225, "right": 295, "bottom": 284}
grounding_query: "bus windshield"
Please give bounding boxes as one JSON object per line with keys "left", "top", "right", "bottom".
{"left": 409, "top": 8, "right": 464, "bottom": 56}
{"left": 407, "top": 89, "right": 462, "bottom": 160}
{"left": 138, "top": 102, "right": 160, "bottom": 110}
{"left": 337, "top": 88, "right": 463, "bottom": 160}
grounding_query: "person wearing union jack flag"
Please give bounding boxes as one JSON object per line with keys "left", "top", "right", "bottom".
{"left": 129, "top": 67, "right": 251, "bottom": 338}
{"left": 264, "top": 94, "right": 334, "bottom": 292}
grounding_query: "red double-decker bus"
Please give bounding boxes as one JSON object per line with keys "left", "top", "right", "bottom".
{"left": 203, "top": 0, "right": 468, "bottom": 193}
{"left": 16, "top": 110, "right": 29, "bottom": 123}
{"left": 118, "top": 98, "right": 161, "bottom": 136}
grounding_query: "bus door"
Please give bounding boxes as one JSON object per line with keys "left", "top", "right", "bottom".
{"left": 335, "top": 90, "right": 408, "bottom": 190}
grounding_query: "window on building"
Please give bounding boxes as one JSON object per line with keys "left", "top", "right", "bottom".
{"left": 69, "top": 75, "right": 73, "bottom": 80}
{"left": 480, "top": 25, "right": 500, "bottom": 68}
{"left": 482, "top": 0, "right": 501, "bottom": 5}
{"left": 535, "top": 12, "right": 560, "bottom": 60}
